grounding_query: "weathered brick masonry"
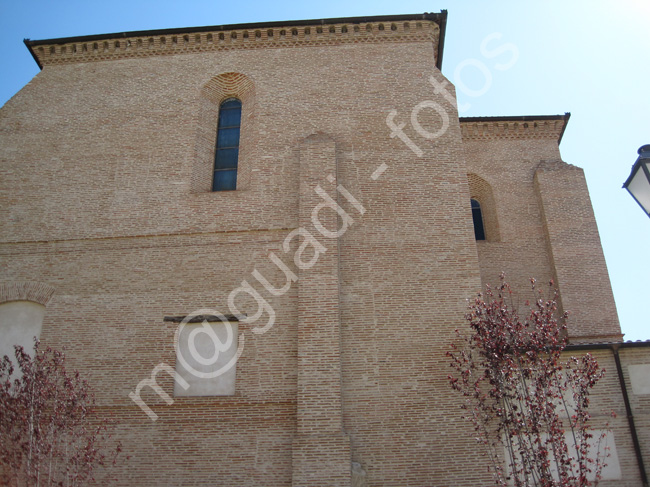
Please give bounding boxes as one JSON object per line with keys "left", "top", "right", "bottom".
{"left": 1, "top": 11, "right": 648, "bottom": 486}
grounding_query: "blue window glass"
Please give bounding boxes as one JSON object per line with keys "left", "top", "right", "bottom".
{"left": 218, "top": 107, "right": 241, "bottom": 128}
{"left": 471, "top": 199, "right": 486, "bottom": 241}
{"left": 217, "top": 128, "right": 240, "bottom": 148}
{"left": 213, "top": 169, "right": 238, "bottom": 191}
{"left": 220, "top": 98, "right": 241, "bottom": 110}
{"left": 214, "top": 148, "right": 239, "bottom": 170}
{"left": 212, "top": 98, "right": 242, "bottom": 191}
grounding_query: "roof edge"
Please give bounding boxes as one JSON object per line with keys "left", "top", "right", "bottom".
{"left": 460, "top": 112, "right": 571, "bottom": 144}
{"left": 24, "top": 12, "right": 447, "bottom": 69}
{"left": 436, "top": 10, "right": 447, "bottom": 70}
{"left": 459, "top": 113, "right": 568, "bottom": 123}
{"left": 557, "top": 112, "right": 570, "bottom": 144}
{"left": 23, "top": 38, "right": 42, "bottom": 70}
{"left": 565, "top": 340, "right": 650, "bottom": 351}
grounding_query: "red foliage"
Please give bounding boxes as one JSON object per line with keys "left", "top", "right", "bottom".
{"left": 0, "top": 340, "right": 122, "bottom": 486}
{"left": 448, "top": 276, "right": 608, "bottom": 487}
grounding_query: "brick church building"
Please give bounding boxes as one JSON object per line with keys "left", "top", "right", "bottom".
{"left": 1, "top": 11, "right": 648, "bottom": 486}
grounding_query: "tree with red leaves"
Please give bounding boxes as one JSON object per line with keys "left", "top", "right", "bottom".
{"left": 448, "top": 276, "right": 609, "bottom": 486}
{"left": 0, "top": 340, "right": 122, "bottom": 486}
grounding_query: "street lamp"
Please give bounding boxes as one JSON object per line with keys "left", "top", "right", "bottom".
{"left": 623, "top": 144, "right": 650, "bottom": 218}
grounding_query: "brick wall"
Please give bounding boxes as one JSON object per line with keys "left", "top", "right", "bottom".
{"left": 462, "top": 120, "right": 621, "bottom": 342}
{"left": 0, "top": 14, "right": 633, "bottom": 486}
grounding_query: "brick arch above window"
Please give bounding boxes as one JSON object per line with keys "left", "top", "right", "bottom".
{"left": 192, "top": 72, "right": 256, "bottom": 193}
{"left": 201, "top": 72, "right": 254, "bottom": 104}
{"left": 0, "top": 281, "right": 55, "bottom": 306}
{"left": 467, "top": 173, "right": 501, "bottom": 242}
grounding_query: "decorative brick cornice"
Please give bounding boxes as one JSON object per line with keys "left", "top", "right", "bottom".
{"left": 25, "top": 17, "right": 442, "bottom": 69}
{"left": 0, "top": 281, "right": 55, "bottom": 306}
{"left": 460, "top": 113, "right": 570, "bottom": 144}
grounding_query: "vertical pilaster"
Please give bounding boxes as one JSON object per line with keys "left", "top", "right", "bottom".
{"left": 292, "top": 134, "right": 351, "bottom": 487}
{"left": 534, "top": 161, "right": 621, "bottom": 341}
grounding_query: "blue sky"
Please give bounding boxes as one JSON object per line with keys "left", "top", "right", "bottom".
{"left": 1, "top": 0, "right": 648, "bottom": 340}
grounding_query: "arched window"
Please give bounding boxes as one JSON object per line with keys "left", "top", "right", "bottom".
{"left": 212, "top": 98, "right": 242, "bottom": 191}
{"left": 471, "top": 199, "right": 486, "bottom": 241}
{"left": 0, "top": 282, "right": 54, "bottom": 362}
{"left": 0, "top": 301, "right": 46, "bottom": 361}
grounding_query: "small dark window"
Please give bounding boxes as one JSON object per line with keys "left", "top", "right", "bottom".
{"left": 471, "top": 199, "right": 486, "bottom": 241}
{"left": 212, "top": 98, "right": 241, "bottom": 191}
